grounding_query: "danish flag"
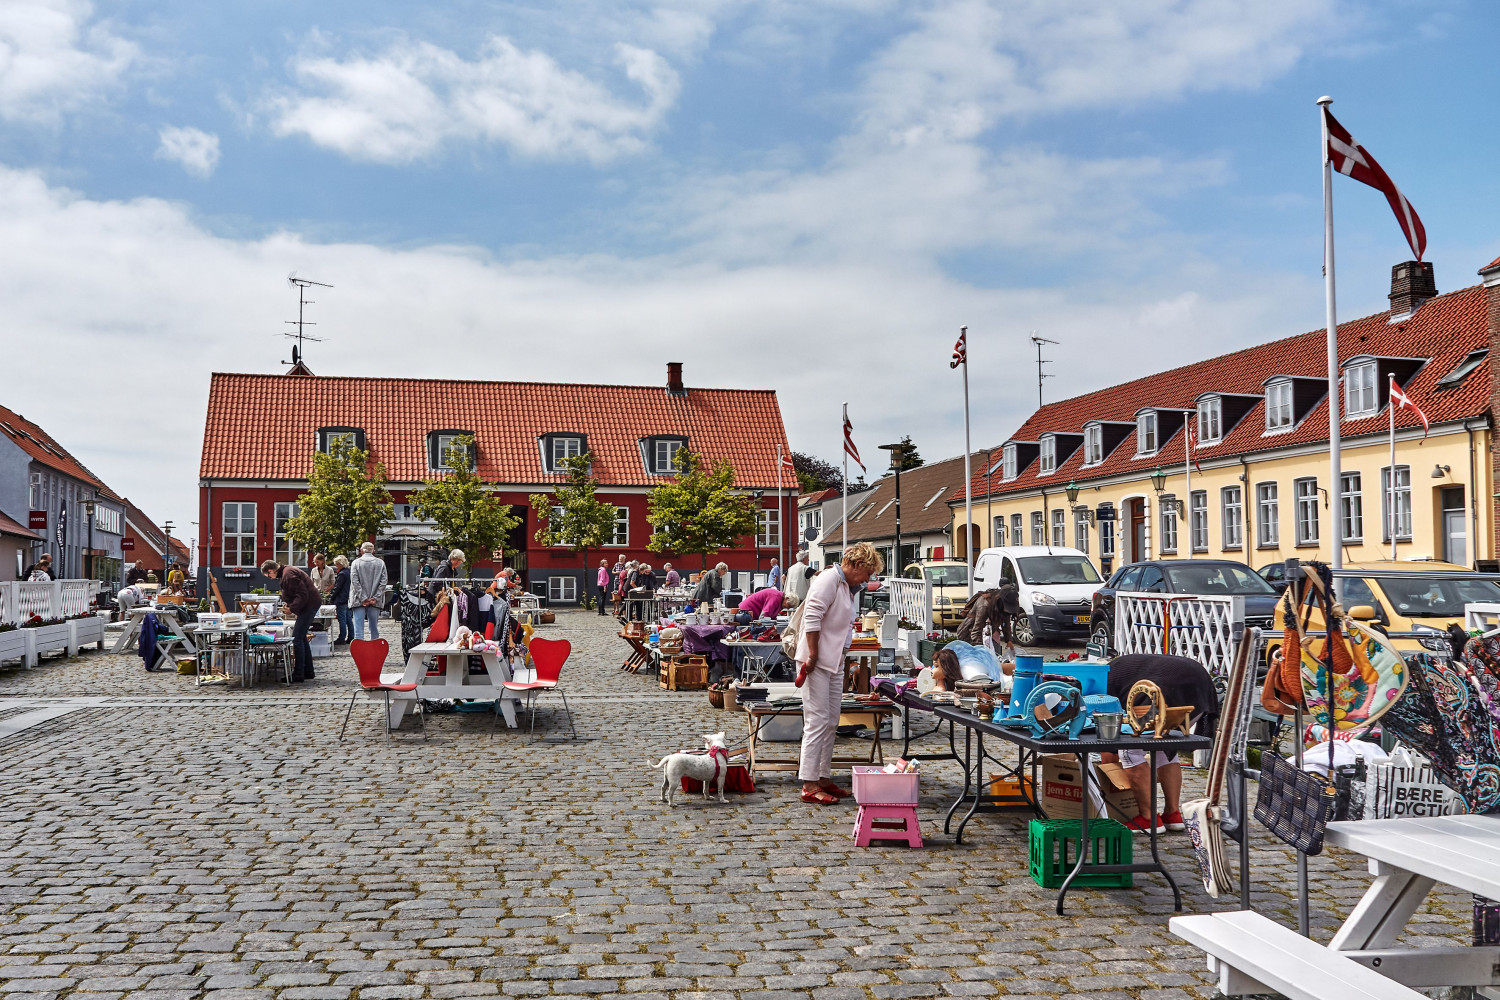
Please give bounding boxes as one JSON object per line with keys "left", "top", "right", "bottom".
{"left": 780, "top": 452, "right": 796, "bottom": 473}
{"left": 1325, "top": 107, "right": 1426, "bottom": 262}
{"left": 1185, "top": 417, "right": 1203, "bottom": 473}
{"left": 1389, "top": 375, "right": 1430, "bottom": 441}
{"left": 950, "top": 326, "right": 967, "bottom": 369}
{"left": 842, "top": 406, "right": 865, "bottom": 473}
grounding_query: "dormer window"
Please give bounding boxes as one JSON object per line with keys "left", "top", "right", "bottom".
{"left": 1345, "top": 359, "right": 1378, "bottom": 418}
{"left": 428, "top": 430, "right": 475, "bottom": 471}
{"left": 1265, "top": 380, "right": 1294, "bottom": 430}
{"left": 540, "top": 434, "right": 585, "bottom": 473}
{"left": 1082, "top": 424, "right": 1103, "bottom": 465}
{"left": 318, "top": 426, "right": 366, "bottom": 453}
{"left": 1039, "top": 435, "right": 1057, "bottom": 474}
{"left": 1437, "top": 349, "right": 1487, "bottom": 389}
{"left": 1002, "top": 443, "right": 1017, "bottom": 481}
{"left": 1136, "top": 411, "right": 1158, "bottom": 456}
{"left": 1196, "top": 397, "right": 1222, "bottom": 444}
{"left": 641, "top": 436, "right": 688, "bottom": 474}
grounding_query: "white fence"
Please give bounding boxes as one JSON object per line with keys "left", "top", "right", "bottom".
{"left": 885, "top": 576, "right": 933, "bottom": 631}
{"left": 0, "top": 579, "right": 104, "bottom": 626}
{"left": 1114, "top": 591, "right": 1244, "bottom": 682}
{"left": 1464, "top": 602, "right": 1500, "bottom": 634}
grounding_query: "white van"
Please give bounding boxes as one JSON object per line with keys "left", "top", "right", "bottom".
{"left": 970, "top": 546, "right": 1103, "bottom": 645}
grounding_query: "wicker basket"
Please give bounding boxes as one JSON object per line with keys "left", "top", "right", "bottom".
{"left": 708, "top": 687, "right": 726, "bottom": 709}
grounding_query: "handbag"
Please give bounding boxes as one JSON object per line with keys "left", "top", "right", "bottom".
{"left": 779, "top": 600, "right": 808, "bottom": 660}
{"left": 1253, "top": 750, "right": 1339, "bottom": 855}
{"left": 1183, "top": 624, "right": 1255, "bottom": 896}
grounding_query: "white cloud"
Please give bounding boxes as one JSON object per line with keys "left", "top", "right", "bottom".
{"left": 0, "top": 0, "right": 136, "bottom": 124}
{"left": 267, "top": 34, "right": 680, "bottom": 164}
{"left": 156, "top": 126, "right": 220, "bottom": 178}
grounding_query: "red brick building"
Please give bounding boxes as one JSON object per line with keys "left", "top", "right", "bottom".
{"left": 196, "top": 364, "right": 796, "bottom": 604}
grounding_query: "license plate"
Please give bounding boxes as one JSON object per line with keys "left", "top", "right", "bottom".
{"left": 1073, "top": 614, "right": 1090, "bottom": 625}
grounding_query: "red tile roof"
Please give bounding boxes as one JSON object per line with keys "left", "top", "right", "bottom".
{"left": 0, "top": 508, "right": 40, "bottom": 540}
{"left": 956, "top": 281, "right": 1493, "bottom": 501}
{"left": 200, "top": 373, "right": 793, "bottom": 488}
{"left": 0, "top": 404, "right": 123, "bottom": 501}
{"left": 1483, "top": 255, "right": 1500, "bottom": 273}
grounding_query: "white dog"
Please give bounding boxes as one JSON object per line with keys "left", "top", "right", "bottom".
{"left": 654, "top": 732, "right": 730, "bottom": 805}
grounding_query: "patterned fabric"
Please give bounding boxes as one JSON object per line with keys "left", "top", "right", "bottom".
{"left": 400, "top": 590, "right": 432, "bottom": 659}
{"left": 1382, "top": 651, "right": 1500, "bottom": 814}
{"left": 1300, "top": 618, "right": 1407, "bottom": 732}
{"left": 1460, "top": 636, "right": 1500, "bottom": 740}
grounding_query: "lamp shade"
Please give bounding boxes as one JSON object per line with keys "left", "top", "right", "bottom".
{"left": 1064, "top": 481, "right": 1079, "bottom": 504}
{"left": 1150, "top": 467, "right": 1167, "bottom": 493}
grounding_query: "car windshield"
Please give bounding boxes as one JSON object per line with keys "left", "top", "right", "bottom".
{"left": 1164, "top": 564, "right": 1276, "bottom": 596}
{"left": 1017, "top": 556, "right": 1101, "bottom": 585}
{"left": 1373, "top": 575, "right": 1500, "bottom": 617}
{"left": 924, "top": 566, "right": 968, "bottom": 587}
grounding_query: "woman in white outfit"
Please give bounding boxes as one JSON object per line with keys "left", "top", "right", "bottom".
{"left": 794, "top": 541, "right": 884, "bottom": 805}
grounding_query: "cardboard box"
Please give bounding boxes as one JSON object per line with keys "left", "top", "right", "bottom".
{"left": 1039, "top": 753, "right": 1156, "bottom": 823}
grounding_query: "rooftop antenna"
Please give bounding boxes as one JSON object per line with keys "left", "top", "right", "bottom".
{"left": 283, "top": 271, "right": 333, "bottom": 370}
{"left": 1030, "top": 332, "right": 1058, "bottom": 409}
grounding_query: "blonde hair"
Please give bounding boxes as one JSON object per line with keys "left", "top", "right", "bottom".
{"left": 333, "top": 555, "right": 349, "bottom": 569}
{"left": 842, "top": 541, "right": 885, "bottom": 575}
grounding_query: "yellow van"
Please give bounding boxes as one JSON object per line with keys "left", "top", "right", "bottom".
{"left": 904, "top": 561, "right": 970, "bottom": 628}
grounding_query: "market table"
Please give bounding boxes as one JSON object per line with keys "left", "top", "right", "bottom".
{"left": 112, "top": 606, "right": 197, "bottom": 656}
{"left": 931, "top": 704, "right": 1210, "bottom": 914}
{"left": 743, "top": 699, "right": 897, "bottom": 775}
{"left": 720, "top": 637, "right": 785, "bottom": 683}
{"left": 192, "top": 619, "right": 270, "bottom": 688}
{"left": 386, "top": 642, "right": 525, "bottom": 730}
{"left": 1323, "top": 815, "right": 1500, "bottom": 991}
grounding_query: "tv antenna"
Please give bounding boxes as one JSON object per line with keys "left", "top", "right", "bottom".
{"left": 283, "top": 271, "right": 333, "bottom": 370}
{"left": 1030, "top": 332, "right": 1058, "bottom": 408}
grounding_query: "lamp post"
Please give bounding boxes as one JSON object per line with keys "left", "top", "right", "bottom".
{"left": 879, "top": 443, "right": 904, "bottom": 572}
{"left": 83, "top": 493, "right": 96, "bottom": 582}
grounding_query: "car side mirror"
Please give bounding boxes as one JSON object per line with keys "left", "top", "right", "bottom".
{"left": 1348, "top": 604, "right": 1378, "bottom": 621}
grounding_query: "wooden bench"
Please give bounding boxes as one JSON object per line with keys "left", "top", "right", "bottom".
{"left": 1169, "top": 910, "right": 1426, "bottom": 1000}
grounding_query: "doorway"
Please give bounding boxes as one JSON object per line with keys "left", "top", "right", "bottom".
{"left": 1125, "top": 498, "right": 1147, "bottom": 563}
{"left": 1441, "top": 486, "right": 1466, "bottom": 566}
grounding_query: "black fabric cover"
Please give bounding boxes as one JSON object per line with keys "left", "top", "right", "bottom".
{"left": 1106, "top": 653, "right": 1220, "bottom": 735}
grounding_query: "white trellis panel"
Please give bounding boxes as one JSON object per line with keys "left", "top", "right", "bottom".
{"left": 885, "top": 577, "right": 932, "bottom": 631}
{"left": 1464, "top": 602, "right": 1500, "bottom": 633}
{"left": 1115, "top": 591, "right": 1243, "bottom": 682}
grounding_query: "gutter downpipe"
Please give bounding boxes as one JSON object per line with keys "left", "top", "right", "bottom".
{"left": 1468, "top": 419, "right": 1482, "bottom": 569}
{"left": 1240, "top": 457, "right": 1253, "bottom": 555}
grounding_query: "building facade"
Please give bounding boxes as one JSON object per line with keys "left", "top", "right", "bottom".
{"left": 823, "top": 451, "right": 988, "bottom": 572}
{"left": 951, "top": 258, "right": 1500, "bottom": 576}
{"left": 196, "top": 364, "right": 796, "bottom": 604}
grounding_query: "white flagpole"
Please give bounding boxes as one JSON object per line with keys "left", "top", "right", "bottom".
{"left": 777, "top": 443, "right": 785, "bottom": 583}
{"left": 842, "top": 403, "right": 849, "bottom": 555}
{"left": 1184, "top": 410, "right": 1192, "bottom": 558}
{"left": 1389, "top": 376, "right": 1398, "bottom": 561}
{"left": 1320, "top": 96, "right": 1344, "bottom": 574}
{"left": 962, "top": 329, "right": 974, "bottom": 597}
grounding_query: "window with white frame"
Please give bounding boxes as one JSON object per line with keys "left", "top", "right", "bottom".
{"left": 1197, "top": 397, "right": 1222, "bottom": 444}
{"left": 610, "top": 506, "right": 629, "bottom": 546}
{"left": 1256, "top": 483, "right": 1279, "bottom": 547}
{"left": 1294, "top": 478, "right": 1319, "bottom": 545}
{"left": 1031, "top": 511, "right": 1044, "bottom": 545}
{"left": 757, "top": 507, "right": 780, "bottom": 548}
{"left": 94, "top": 504, "right": 121, "bottom": 535}
{"left": 1083, "top": 424, "right": 1103, "bottom": 465}
{"left": 274, "top": 501, "right": 305, "bottom": 566}
{"left": 1011, "top": 513, "right": 1023, "bottom": 545}
{"left": 1074, "top": 509, "right": 1089, "bottom": 553}
{"left": 1345, "top": 362, "right": 1378, "bottom": 418}
{"left": 1265, "top": 380, "right": 1294, "bottom": 430}
{"left": 649, "top": 437, "right": 687, "bottom": 474}
{"left": 1341, "top": 472, "right": 1363, "bottom": 541}
{"left": 1039, "top": 435, "right": 1056, "bottom": 474}
{"left": 1136, "top": 411, "right": 1158, "bottom": 455}
{"left": 993, "top": 517, "right": 1006, "bottom": 546}
{"left": 1381, "top": 465, "right": 1412, "bottom": 542}
{"left": 1159, "top": 500, "right": 1178, "bottom": 553}
{"left": 550, "top": 506, "right": 572, "bottom": 547}
{"left": 1190, "top": 490, "right": 1208, "bottom": 552}
{"left": 430, "top": 430, "right": 476, "bottom": 471}
{"left": 223, "top": 502, "right": 256, "bottom": 567}
{"left": 1051, "top": 508, "right": 1065, "bottom": 547}
{"left": 1221, "top": 486, "right": 1243, "bottom": 548}
{"left": 319, "top": 427, "right": 365, "bottom": 453}
{"left": 1002, "top": 444, "right": 1017, "bottom": 481}
{"left": 549, "top": 435, "right": 583, "bottom": 472}
{"left": 1100, "top": 517, "right": 1116, "bottom": 558}
{"left": 548, "top": 575, "right": 578, "bottom": 603}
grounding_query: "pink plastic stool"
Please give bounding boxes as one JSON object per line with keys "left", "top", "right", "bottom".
{"left": 851, "top": 803, "right": 923, "bottom": 848}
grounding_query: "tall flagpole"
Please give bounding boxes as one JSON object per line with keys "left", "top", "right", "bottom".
{"left": 961, "top": 329, "right": 974, "bottom": 597}
{"left": 1320, "top": 96, "right": 1344, "bottom": 574}
{"left": 1184, "top": 410, "right": 1192, "bottom": 558}
{"left": 1389, "top": 376, "right": 1398, "bottom": 561}
{"left": 842, "top": 403, "right": 849, "bottom": 555}
{"left": 777, "top": 443, "right": 785, "bottom": 581}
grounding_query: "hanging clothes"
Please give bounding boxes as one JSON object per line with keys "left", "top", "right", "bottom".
{"left": 400, "top": 590, "right": 433, "bottom": 658}
{"left": 139, "top": 613, "right": 161, "bottom": 671}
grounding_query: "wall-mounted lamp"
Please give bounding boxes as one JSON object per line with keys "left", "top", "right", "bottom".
{"left": 1431, "top": 464, "right": 1451, "bottom": 479}
{"left": 1150, "top": 467, "right": 1168, "bottom": 494}
{"left": 1065, "top": 481, "right": 1080, "bottom": 504}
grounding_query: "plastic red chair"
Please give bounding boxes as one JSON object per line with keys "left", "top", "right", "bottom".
{"left": 341, "top": 638, "right": 426, "bottom": 741}
{"left": 503, "top": 636, "right": 576, "bottom": 739}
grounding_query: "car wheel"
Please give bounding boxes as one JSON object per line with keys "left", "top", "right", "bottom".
{"left": 1013, "top": 614, "right": 1037, "bottom": 646}
{"left": 1090, "top": 622, "right": 1111, "bottom": 656}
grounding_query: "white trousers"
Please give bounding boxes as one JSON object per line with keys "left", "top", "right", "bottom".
{"left": 797, "top": 665, "right": 844, "bottom": 781}
{"left": 117, "top": 590, "right": 139, "bottom": 619}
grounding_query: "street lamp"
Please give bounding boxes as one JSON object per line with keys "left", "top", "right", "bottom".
{"left": 83, "top": 492, "right": 96, "bottom": 581}
{"left": 878, "top": 443, "right": 904, "bottom": 572}
{"left": 1150, "top": 467, "right": 1168, "bottom": 494}
{"left": 1065, "top": 480, "right": 1080, "bottom": 504}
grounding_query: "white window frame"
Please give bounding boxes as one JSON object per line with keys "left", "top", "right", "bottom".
{"left": 757, "top": 507, "right": 780, "bottom": 548}
{"left": 1074, "top": 509, "right": 1089, "bottom": 553}
{"left": 1381, "top": 465, "right": 1412, "bottom": 542}
{"left": 1190, "top": 490, "right": 1208, "bottom": 552}
{"left": 1030, "top": 511, "right": 1044, "bottom": 545}
{"left": 319, "top": 428, "right": 361, "bottom": 454}
{"left": 1039, "top": 435, "right": 1057, "bottom": 474}
{"left": 1010, "top": 513, "right": 1023, "bottom": 545}
{"left": 1294, "top": 477, "right": 1319, "bottom": 546}
{"left": 1345, "top": 362, "right": 1378, "bottom": 418}
{"left": 1221, "top": 486, "right": 1243, "bottom": 549}
{"left": 1050, "top": 508, "right": 1065, "bottom": 547}
{"left": 550, "top": 505, "right": 572, "bottom": 547}
{"left": 1159, "top": 500, "right": 1177, "bottom": 554}
{"left": 652, "top": 438, "right": 686, "bottom": 474}
{"left": 1002, "top": 444, "right": 1017, "bottom": 481}
{"left": 1100, "top": 517, "right": 1116, "bottom": 558}
{"left": 94, "top": 505, "right": 121, "bottom": 535}
{"left": 993, "top": 517, "right": 1006, "bottom": 547}
{"left": 223, "top": 501, "right": 256, "bottom": 568}
{"left": 1256, "top": 482, "right": 1279, "bottom": 547}
{"left": 432, "top": 432, "right": 475, "bottom": 471}
{"left": 274, "top": 501, "right": 305, "bottom": 567}
{"left": 1341, "top": 472, "right": 1363, "bottom": 542}
{"left": 549, "top": 436, "right": 583, "bottom": 473}
{"left": 548, "top": 575, "right": 578, "bottom": 603}
{"left": 1082, "top": 424, "right": 1103, "bottom": 466}
{"left": 610, "top": 506, "right": 629, "bottom": 546}
{"left": 1136, "top": 411, "right": 1158, "bottom": 455}
{"left": 1265, "top": 380, "right": 1294, "bottom": 431}
{"left": 1197, "top": 397, "right": 1222, "bottom": 444}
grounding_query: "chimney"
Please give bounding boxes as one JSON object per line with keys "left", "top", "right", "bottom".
{"left": 1389, "top": 260, "right": 1437, "bottom": 318}
{"left": 666, "top": 361, "right": 686, "bottom": 396}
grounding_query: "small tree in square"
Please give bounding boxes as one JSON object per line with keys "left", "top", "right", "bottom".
{"left": 408, "top": 434, "right": 520, "bottom": 576}
{"left": 529, "top": 452, "right": 618, "bottom": 607}
{"left": 284, "top": 436, "right": 395, "bottom": 561}
{"left": 646, "top": 451, "right": 758, "bottom": 570}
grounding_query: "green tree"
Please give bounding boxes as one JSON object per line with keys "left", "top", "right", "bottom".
{"left": 646, "top": 451, "right": 759, "bottom": 570}
{"left": 407, "top": 434, "right": 521, "bottom": 575}
{"left": 529, "top": 452, "right": 618, "bottom": 606}
{"left": 887, "top": 435, "right": 924, "bottom": 471}
{"left": 284, "top": 437, "right": 395, "bottom": 560}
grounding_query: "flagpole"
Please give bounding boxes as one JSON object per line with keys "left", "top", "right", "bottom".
{"left": 1320, "top": 96, "right": 1344, "bottom": 575}
{"left": 1389, "top": 376, "right": 1397, "bottom": 561}
{"left": 961, "top": 328, "right": 974, "bottom": 598}
{"left": 1184, "top": 410, "right": 1192, "bottom": 558}
{"left": 842, "top": 403, "right": 849, "bottom": 555}
{"left": 777, "top": 443, "right": 785, "bottom": 582}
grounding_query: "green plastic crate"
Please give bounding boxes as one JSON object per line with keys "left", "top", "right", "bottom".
{"left": 1027, "top": 817, "right": 1133, "bottom": 889}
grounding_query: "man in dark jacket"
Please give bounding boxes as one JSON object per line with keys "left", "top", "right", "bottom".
{"left": 261, "top": 559, "right": 322, "bottom": 681}
{"left": 426, "top": 549, "right": 465, "bottom": 599}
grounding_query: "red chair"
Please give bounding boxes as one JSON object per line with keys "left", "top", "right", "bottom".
{"left": 341, "top": 638, "right": 426, "bottom": 741}
{"left": 503, "top": 637, "right": 576, "bottom": 739}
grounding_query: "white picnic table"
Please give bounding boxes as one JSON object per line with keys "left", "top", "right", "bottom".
{"left": 112, "top": 606, "right": 197, "bottom": 656}
{"left": 384, "top": 642, "right": 527, "bottom": 730}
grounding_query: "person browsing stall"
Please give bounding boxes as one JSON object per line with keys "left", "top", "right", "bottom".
{"left": 596, "top": 560, "right": 611, "bottom": 616}
{"left": 692, "top": 562, "right": 730, "bottom": 605}
{"left": 785, "top": 551, "right": 814, "bottom": 605}
{"left": 348, "top": 541, "right": 387, "bottom": 641}
{"left": 736, "top": 586, "right": 789, "bottom": 624}
{"left": 330, "top": 555, "right": 352, "bottom": 645}
{"left": 663, "top": 562, "right": 680, "bottom": 588}
{"left": 794, "top": 541, "right": 884, "bottom": 806}
{"left": 260, "top": 559, "right": 322, "bottom": 682}
{"left": 309, "top": 552, "right": 335, "bottom": 597}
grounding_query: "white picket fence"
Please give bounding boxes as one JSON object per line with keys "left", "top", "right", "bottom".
{"left": 0, "top": 579, "right": 102, "bottom": 625}
{"left": 1113, "top": 591, "right": 1244, "bottom": 683}
{"left": 885, "top": 576, "right": 933, "bottom": 631}
{"left": 1463, "top": 602, "right": 1500, "bottom": 633}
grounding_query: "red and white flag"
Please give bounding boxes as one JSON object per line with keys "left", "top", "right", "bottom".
{"left": 842, "top": 406, "right": 865, "bottom": 473}
{"left": 780, "top": 451, "right": 796, "bottom": 474}
{"left": 1185, "top": 417, "right": 1203, "bottom": 473}
{"left": 950, "top": 326, "right": 967, "bottom": 369}
{"left": 1325, "top": 107, "right": 1426, "bottom": 262}
{"left": 1389, "top": 375, "right": 1430, "bottom": 441}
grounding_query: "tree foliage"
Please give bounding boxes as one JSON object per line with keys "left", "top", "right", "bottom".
{"left": 529, "top": 452, "right": 618, "bottom": 580}
{"left": 645, "top": 451, "right": 759, "bottom": 569}
{"left": 407, "top": 434, "right": 521, "bottom": 574}
{"left": 791, "top": 451, "right": 843, "bottom": 494}
{"left": 887, "top": 435, "right": 924, "bottom": 471}
{"left": 284, "top": 437, "right": 394, "bottom": 560}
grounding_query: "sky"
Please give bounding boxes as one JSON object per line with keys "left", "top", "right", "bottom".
{"left": 2, "top": 0, "right": 1498, "bottom": 546}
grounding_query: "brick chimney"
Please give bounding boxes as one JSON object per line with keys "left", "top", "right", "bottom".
{"left": 666, "top": 361, "right": 686, "bottom": 396}
{"left": 1389, "top": 260, "right": 1437, "bottom": 317}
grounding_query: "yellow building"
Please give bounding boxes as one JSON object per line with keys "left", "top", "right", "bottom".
{"left": 951, "top": 257, "right": 1500, "bottom": 576}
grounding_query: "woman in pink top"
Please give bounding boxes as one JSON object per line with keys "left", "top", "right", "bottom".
{"left": 735, "top": 587, "right": 788, "bottom": 624}
{"left": 596, "top": 560, "right": 610, "bottom": 616}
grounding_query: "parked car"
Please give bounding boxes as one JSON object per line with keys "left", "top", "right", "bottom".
{"left": 1257, "top": 562, "right": 1292, "bottom": 593}
{"left": 1089, "top": 559, "right": 1279, "bottom": 656}
{"left": 970, "top": 545, "right": 1102, "bottom": 645}
{"left": 1267, "top": 561, "right": 1500, "bottom": 665}
{"left": 903, "top": 560, "right": 970, "bottom": 627}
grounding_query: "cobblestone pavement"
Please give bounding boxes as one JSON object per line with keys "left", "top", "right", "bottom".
{"left": 0, "top": 612, "right": 1473, "bottom": 999}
